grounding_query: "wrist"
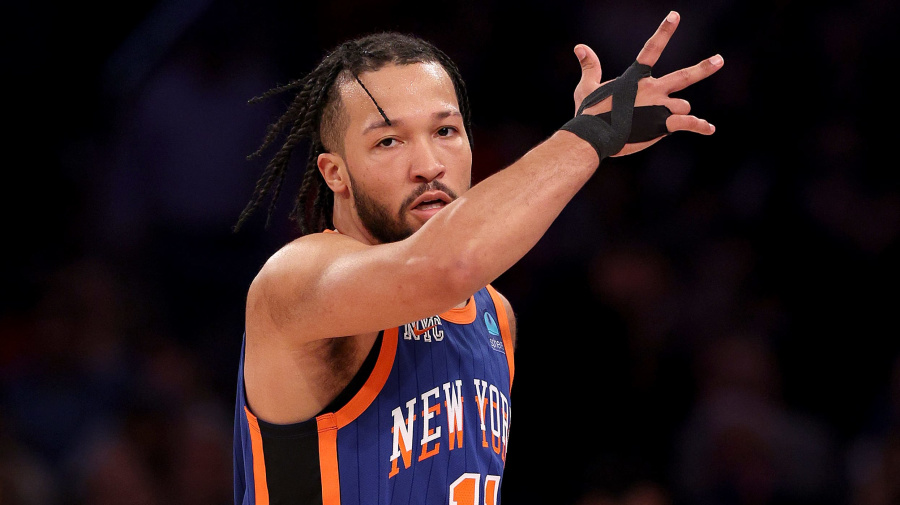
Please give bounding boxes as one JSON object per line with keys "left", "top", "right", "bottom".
{"left": 552, "top": 129, "right": 601, "bottom": 167}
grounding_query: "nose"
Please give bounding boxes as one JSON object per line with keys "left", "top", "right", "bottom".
{"left": 409, "top": 139, "right": 445, "bottom": 183}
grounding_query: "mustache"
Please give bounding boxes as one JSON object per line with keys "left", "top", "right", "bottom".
{"left": 400, "top": 180, "right": 459, "bottom": 211}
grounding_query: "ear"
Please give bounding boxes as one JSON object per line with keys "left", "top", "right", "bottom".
{"left": 318, "top": 152, "right": 349, "bottom": 196}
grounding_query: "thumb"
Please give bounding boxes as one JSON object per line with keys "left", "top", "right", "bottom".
{"left": 574, "top": 44, "right": 600, "bottom": 76}
{"left": 573, "top": 44, "right": 603, "bottom": 114}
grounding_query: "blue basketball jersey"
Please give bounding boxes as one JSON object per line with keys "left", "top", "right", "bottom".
{"left": 234, "top": 284, "right": 514, "bottom": 505}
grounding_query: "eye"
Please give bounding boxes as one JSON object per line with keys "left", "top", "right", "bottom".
{"left": 377, "top": 137, "right": 398, "bottom": 148}
{"left": 437, "top": 126, "right": 457, "bottom": 137}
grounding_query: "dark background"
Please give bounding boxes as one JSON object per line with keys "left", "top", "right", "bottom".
{"left": 3, "top": 0, "right": 899, "bottom": 504}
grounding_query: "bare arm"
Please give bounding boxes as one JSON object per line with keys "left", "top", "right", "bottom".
{"left": 248, "top": 131, "right": 594, "bottom": 342}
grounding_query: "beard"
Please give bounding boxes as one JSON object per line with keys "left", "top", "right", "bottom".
{"left": 348, "top": 169, "right": 459, "bottom": 244}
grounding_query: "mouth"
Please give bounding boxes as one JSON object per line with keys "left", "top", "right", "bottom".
{"left": 409, "top": 190, "right": 452, "bottom": 216}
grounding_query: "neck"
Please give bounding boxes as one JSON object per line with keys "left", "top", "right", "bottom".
{"left": 331, "top": 203, "right": 377, "bottom": 245}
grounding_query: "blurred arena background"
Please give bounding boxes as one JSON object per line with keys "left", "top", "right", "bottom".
{"left": 3, "top": 0, "right": 899, "bottom": 504}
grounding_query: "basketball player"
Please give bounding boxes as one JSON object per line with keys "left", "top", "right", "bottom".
{"left": 232, "top": 10, "right": 723, "bottom": 505}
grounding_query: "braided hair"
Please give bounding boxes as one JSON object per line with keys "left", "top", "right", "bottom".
{"left": 233, "top": 32, "right": 473, "bottom": 235}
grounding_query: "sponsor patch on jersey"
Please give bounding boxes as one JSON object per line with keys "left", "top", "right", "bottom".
{"left": 483, "top": 312, "right": 499, "bottom": 336}
{"left": 483, "top": 311, "right": 505, "bottom": 354}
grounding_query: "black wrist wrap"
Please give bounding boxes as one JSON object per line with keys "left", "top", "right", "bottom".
{"left": 560, "top": 61, "right": 671, "bottom": 163}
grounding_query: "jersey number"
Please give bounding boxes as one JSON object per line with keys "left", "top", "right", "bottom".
{"left": 449, "top": 473, "right": 501, "bottom": 505}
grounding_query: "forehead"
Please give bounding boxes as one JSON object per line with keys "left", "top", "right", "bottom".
{"left": 339, "top": 62, "right": 459, "bottom": 127}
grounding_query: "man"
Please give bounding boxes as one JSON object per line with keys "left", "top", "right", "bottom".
{"left": 233, "top": 11, "right": 723, "bottom": 505}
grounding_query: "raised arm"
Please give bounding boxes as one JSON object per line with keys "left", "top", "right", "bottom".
{"left": 249, "top": 11, "right": 723, "bottom": 345}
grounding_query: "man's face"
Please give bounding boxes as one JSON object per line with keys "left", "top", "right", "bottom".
{"left": 337, "top": 62, "right": 472, "bottom": 243}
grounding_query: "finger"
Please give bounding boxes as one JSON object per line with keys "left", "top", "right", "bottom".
{"left": 665, "top": 98, "right": 691, "bottom": 115}
{"left": 666, "top": 114, "right": 716, "bottom": 135}
{"left": 575, "top": 44, "right": 603, "bottom": 85}
{"left": 636, "top": 11, "right": 680, "bottom": 67}
{"left": 658, "top": 54, "right": 725, "bottom": 93}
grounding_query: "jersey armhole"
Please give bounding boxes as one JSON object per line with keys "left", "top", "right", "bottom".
{"left": 255, "top": 330, "right": 384, "bottom": 436}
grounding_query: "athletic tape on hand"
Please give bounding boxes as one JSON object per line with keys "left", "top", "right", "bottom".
{"left": 560, "top": 61, "right": 670, "bottom": 162}
{"left": 595, "top": 105, "right": 671, "bottom": 143}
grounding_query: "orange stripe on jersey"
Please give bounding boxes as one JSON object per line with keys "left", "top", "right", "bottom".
{"left": 317, "top": 328, "right": 398, "bottom": 504}
{"left": 485, "top": 285, "right": 515, "bottom": 386}
{"left": 243, "top": 406, "right": 270, "bottom": 505}
{"left": 333, "top": 327, "right": 399, "bottom": 428}
{"left": 440, "top": 294, "right": 476, "bottom": 324}
{"left": 316, "top": 413, "right": 341, "bottom": 505}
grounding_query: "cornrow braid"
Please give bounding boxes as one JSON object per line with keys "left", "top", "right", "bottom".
{"left": 233, "top": 32, "right": 474, "bottom": 235}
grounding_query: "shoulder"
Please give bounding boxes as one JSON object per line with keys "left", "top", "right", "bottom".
{"left": 270, "top": 230, "right": 361, "bottom": 261}
{"left": 247, "top": 232, "right": 361, "bottom": 335}
{"left": 255, "top": 231, "right": 361, "bottom": 286}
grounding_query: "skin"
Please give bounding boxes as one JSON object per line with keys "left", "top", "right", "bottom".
{"left": 330, "top": 62, "right": 469, "bottom": 245}
{"left": 243, "top": 11, "right": 723, "bottom": 424}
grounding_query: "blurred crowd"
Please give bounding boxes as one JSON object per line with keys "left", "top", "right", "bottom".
{"left": 3, "top": 0, "right": 898, "bottom": 504}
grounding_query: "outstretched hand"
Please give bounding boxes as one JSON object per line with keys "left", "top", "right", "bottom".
{"left": 572, "top": 10, "right": 724, "bottom": 157}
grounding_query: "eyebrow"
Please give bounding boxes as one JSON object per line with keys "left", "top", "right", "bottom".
{"left": 362, "top": 110, "right": 461, "bottom": 135}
